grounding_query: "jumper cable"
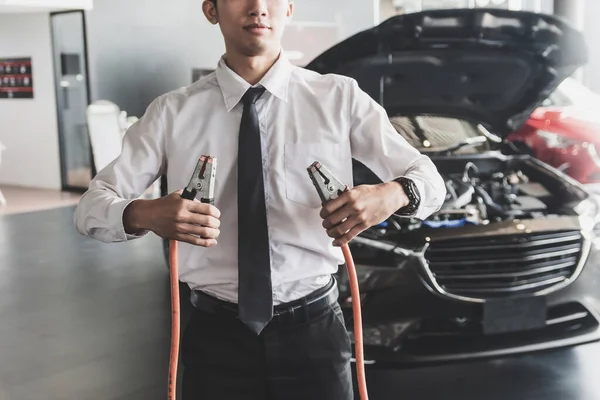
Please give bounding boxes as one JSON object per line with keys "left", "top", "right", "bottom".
{"left": 168, "top": 155, "right": 217, "bottom": 400}
{"left": 167, "top": 157, "right": 368, "bottom": 400}
{"left": 307, "top": 161, "right": 369, "bottom": 400}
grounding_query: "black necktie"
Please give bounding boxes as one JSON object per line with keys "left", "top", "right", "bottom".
{"left": 237, "top": 86, "right": 272, "bottom": 335}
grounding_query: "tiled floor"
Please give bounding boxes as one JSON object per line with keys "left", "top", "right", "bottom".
{"left": 0, "top": 206, "right": 599, "bottom": 400}
{"left": 0, "top": 185, "right": 81, "bottom": 216}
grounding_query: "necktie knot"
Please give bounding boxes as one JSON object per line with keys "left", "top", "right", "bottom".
{"left": 242, "top": 86, "right": 266, "bottom": 105}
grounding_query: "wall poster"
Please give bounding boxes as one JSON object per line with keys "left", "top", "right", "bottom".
{"left": 0, "top": 57, "right": 34, "bottom": 99}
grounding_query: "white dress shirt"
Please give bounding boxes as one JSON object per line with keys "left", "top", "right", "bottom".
{"left": 74, "top": 52, "right": 446, "bottom": 305}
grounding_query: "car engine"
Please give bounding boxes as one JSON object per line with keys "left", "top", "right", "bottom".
{"left": 428, "top": 162, "right": 551, "bottom": 227}
{"left": 387, "top": 161, "right": 558, "bottom": 232}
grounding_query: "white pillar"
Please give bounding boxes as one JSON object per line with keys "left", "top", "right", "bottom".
{"left": 553, "top": 0, "right": 586, "bottom": 82}
{"left": 554, "top": 0, "right": 585, "bottom": 31}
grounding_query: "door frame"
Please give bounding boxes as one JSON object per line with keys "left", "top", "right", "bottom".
{"left": 49, "top": 9, "right": 94, "bottom": 193}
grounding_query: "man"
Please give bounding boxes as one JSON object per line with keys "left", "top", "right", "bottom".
{"left": 74, "top": 0, "right": 446, "bottom": 399}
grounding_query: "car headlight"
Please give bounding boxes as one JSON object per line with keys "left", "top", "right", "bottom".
{"left": 536, "top": 130, "right": 600, "bottom": 168}
{"left": 537, "top": 130, "right": 583, "bottom": 149}
{"left": 584, "top": 142, "right": 600, "bottom": 168}
{"left": 575, "top": 196, "right": 600, "bottom": 234}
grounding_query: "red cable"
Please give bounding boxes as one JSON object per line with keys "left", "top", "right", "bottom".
{"left": 167, "top": 240, "right": 368, "bottom": 400}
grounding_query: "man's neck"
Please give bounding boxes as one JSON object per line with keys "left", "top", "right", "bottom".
{"left": 224, "top": 49, "right": 281, "bottom": 86}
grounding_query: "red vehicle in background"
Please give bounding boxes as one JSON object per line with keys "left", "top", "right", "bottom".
{"left": 508, "top": 78, "right": 600, "bottom": 186}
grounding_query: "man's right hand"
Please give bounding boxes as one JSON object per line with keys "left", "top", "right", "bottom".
{"left": 123, "top": 190, "right": 221, "bottom": 247}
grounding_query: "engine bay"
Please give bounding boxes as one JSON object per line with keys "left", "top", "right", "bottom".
{"left": 422, "top": 161, "right": 554, "bottom": 229}
{"left": 361, "top": 156, "right": 586, "bottom": 235}
{"left": 349, "top": 152, "right": 590, "bottom": 240}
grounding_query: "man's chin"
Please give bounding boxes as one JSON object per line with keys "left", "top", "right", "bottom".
{"left": 240, "top": 42, "right": 275, "bottom": 57}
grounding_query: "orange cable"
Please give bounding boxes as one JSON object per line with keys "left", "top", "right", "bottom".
{"left": 168, "top": 239, "right": 180, "bottom": 400}
{"left": 342, "top": 243, "right": 369, "bottom": 400}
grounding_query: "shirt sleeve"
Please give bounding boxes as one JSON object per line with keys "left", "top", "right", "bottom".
{"left": 73, "top": 95, "right": 167, "bottom": 242}
{"left": 346, "top": 78, "right": 446, "bottom": 221}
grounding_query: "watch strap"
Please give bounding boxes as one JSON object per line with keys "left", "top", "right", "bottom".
{"left": 394, "top": 177, "right": 421, "bottom": 216}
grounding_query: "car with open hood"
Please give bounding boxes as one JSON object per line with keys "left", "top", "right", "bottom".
{"left": 304, "top": 8, "right": 600, "bottom": 365}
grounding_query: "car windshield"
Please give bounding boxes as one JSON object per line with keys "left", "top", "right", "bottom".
{"left": 389, "top": 115, "right": 492, "bottom": 154}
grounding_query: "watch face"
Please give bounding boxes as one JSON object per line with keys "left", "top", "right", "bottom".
{"left": 401, "top": 178, "right": 418, "bottom": 196}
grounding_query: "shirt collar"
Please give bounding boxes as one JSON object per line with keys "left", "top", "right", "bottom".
{"left": 215, "top": 50, "right": 292, "bottom": 112}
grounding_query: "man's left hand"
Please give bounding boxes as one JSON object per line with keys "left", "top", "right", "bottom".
{"left": 320, "top": 182, "right": 409, "bottom": 247}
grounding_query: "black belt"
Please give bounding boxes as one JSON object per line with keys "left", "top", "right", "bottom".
{"left": 190, "top": 277, "right": 339, "bottom": 325}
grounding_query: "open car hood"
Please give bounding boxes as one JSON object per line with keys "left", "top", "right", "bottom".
{"left": 305, "top": 9, "right": 588, "bottom": 136}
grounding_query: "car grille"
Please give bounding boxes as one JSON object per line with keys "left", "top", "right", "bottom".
{"left": 425, "top": 230, "right": 584, "bottom": 299}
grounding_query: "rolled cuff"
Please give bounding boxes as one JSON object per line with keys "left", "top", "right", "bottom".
{"left": 117, "top": 199, "right": 150, "bottom": 241}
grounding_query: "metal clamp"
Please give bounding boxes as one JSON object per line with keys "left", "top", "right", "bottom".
{"left": 182, "top": 155, "right": 217, "bottom": 204}
{"left": 307, "top": 161, "right": 348, "bottom": 203}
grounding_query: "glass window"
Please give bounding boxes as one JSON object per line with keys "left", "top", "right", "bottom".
{"left": 51, "top": 11, "right": 92, "bottom": 191}
{"left": 380, "top": 0, "right": 546, "bottom": 22}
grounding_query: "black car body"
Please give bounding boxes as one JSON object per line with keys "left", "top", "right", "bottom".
{"left": 304, "top": 8, "right": 600, "bottom": 365}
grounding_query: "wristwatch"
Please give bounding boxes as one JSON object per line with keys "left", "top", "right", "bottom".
{"left": 393, "top": 177, "right": 421, "bottom": 216}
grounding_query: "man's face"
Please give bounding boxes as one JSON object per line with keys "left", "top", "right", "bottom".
{"left": 204, "top": 0, "right": 293, "bottom": 57}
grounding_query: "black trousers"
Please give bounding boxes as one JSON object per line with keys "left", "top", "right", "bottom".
{"left": 181, "top": 287, "right": 354, "bottom": 400}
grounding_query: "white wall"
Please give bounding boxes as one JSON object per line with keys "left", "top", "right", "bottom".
{"left": 0, "top": 0, "right": 93, "bottom": 13}
{"left": 0, "top": 13, "right": 61, "bottom": 189}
